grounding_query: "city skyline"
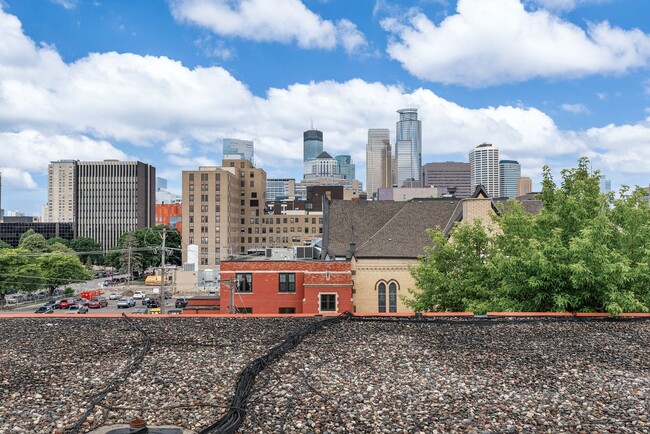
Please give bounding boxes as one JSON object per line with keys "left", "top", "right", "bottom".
{"left": 1, "top": 0, "right": 650, "bottom": 214}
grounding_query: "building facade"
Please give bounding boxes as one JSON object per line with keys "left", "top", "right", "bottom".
{"left": 303, "top": 129, "right": 323, "bottom": 178}
{"left": 422, "top": 162, "right": 472, "bottom": 198}
{"left": 0, "top": 222, "right": 75, "bottom": 248}
{"left": 517, "top": 177, "right": 532, "bottom": 197}
{"left": 223, "top": 138, "right": 254, "bottom": 165}
{"left": 155, "top": 203, "right": 182, "bottom": 231}
{"left": 305, "top": 152, "right": 342, "bottom": 179}
{"left": 395, "top": 109, "right": 422, "bottom": 188}
{"left": 334, "top": 155, "right": 355, "bottom": 180}
{"left": 366, "top": 128, "right": 392, "bottom": 199}
{"left": 267, "top": 178, "right": 296, "bottom": 201}
{"left": 499, "top": 160, "right": 521, "bottom": 198}
{"left": 75, "top": 160, "right": 155, "bottom": 250}
{"left": 469, "top": 143, "right": 500, "bottom": 197}
{"left": 44, "top": 160, "right": 76, "bottom": 223}
{"left": 219, "top": 260, "right": 353, "bottom": 315}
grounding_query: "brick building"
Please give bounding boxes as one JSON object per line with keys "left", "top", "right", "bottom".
{"left": 155, "top": 203, "right": 182, "bottom": 232}
{"left": 219, "top": 259, "right": 353, "bottom": 315}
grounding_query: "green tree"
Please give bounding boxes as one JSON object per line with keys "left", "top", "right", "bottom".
{"left": 69, "top": 237, "right": 103, "bottom": 265}
{"left": 407, "top": 158, "right": 650, "bottom": 316}
{"left": 46, "top": 237, "right": 71, "bottom": 248}
{"left": 0, "top": 240, "right": 12, "bottom": 249}
{"left": 19, "top": 232, "right": 49, "bottom": 252}
{"left": 39, "top": 253, "right": 92, "bottom": 294}
{"left": 0, "top": 249, "right": 43, "bottom": 302}
{"left": 107, "top": 225, "right": 181, "bottom": 272}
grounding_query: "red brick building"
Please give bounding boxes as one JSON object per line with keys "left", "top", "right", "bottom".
{"left": 219, "top": 260, "right": 353, "bottom": 315}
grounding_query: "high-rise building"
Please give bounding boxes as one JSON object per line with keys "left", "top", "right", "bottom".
{"left": 181, "top": 159, "right": 266, "bottom": 267}
{"left": 469, "top": 143, "right": 500, "bottom": 197}
{"left": 517, "top": 177, "right": 532, "bottom": 197}
{"left": 422, "top": 162, "right": 472, "bottom": 198}
{"left": 305, "top": 152, "right": 342, "bottom": 179}
{"left": 366, "top": 129, "right": 392, "bottom": 199}
{"left": 223, "top": 138, "right": 254, "bottom": 165}
{"left": 303, "top": 129, "right": 323, "bottom": 178}
{"left": 267, "top": 178, "right": 296, "bottom": 200}
{"left": 156, "top": 177, "right": 168, "bottom": 190}
{"left": 395, "top": 108, "right": 422, "bottom": 187}
{"left": 335, "top": 155, "right": 355, "bottom": 180}
{"left": 600, "top": 175, "right": 612, "bottom": 193}
{"left": 76, "top": 160, "right": 155, "bottom": 250}
{"left": 44, "top": 160, "right": 77, "bottom": 223}
{"left": 499, "top": 160, "right": 521, "bottom": 198}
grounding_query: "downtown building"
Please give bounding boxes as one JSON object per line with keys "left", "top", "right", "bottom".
{"left": 395, "top": 109, "right": 422, "bottom": 188}
{"left": 366, "top": 128, "right": 392, "bottom": 199}
{"left": 499, "top": 160, "right": 521, "bottom": 199}
{"left": 223, "top": 138, "right": 255, "bottom": 165}
{"left": 422, "top": 162, "right": 472, "bottom": 198}
{"left": 303, "top": 128, "right": 324, "bottom": 177}
{"left": 43, "top": 160, "right": 155, "bottom": 250}
{"left": 469, "top": 143, "right": 500, "bottom": 197}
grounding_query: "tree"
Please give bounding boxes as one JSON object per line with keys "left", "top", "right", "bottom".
{"left": 107, "top": 225, "right": 181, "bottom": 272}
{"left": 0, "top": 249, "right": 43, "bottom": 302}
{"left": 19, "top": 232, "right": 48, "bottom": 252}
{"left": 46, "top": 237, "right": 71, "bottom": 248}
{"left": 69, "top": 237, "right": 103, "bottom": 265}
{"left": 39, "top": 253, "right": 92, "bottom": 294}
{"left": 0, "top": 240, "right": 12, "bottom": 249}
{"left": 407, "top": 158, "right": 650, "bottom": 316}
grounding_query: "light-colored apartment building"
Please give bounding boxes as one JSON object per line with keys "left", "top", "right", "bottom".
{"left": 44, "top": 160, "right": 76, "bottom": 223}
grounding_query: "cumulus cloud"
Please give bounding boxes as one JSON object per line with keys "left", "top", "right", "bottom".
{"left": 382, "top": 0, "right": 650, "bottom": 87}
{"left": 0, "top": 167, "right": 37, "bottom": 189}
{"left": 560, "top": 103, "right": 590, "bottom": 114}
{"left": 163, "top": 139, "right": 192, "bottom": 155}
{"left": 527, "top": 0, "right": 611, "bottom": 11}
{"left": 169, "top": 0, "right": 367, "bottom": 54}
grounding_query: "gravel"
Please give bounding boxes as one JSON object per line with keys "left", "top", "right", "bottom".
{"left": 0, "top": 316, "right": 648, "bottom": 433}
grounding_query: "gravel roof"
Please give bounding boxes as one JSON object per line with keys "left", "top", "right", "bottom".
{"left": 1, "top": 316, "right": 649, "bottom": 433}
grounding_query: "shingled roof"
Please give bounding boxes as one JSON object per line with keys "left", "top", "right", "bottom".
{"left": 326, "top": 199, "right": 461, "bottom": 259}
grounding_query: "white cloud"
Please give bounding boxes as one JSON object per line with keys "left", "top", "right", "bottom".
{"left": 170, "top": 0, "right": 367, "bottom": 54}
{"left": 49, "top": 0, "right": 78, "bottom": 9}
{"left": 527, "top": 0, "right": 611, "bottom": 12}
{"left": 560, "top": 103, "right": 590, "bottom": 114}
{"left": 0, "top": 167, "right": 37, "bottom": 189}
{"left": 163, "top": 139, "right": 192, "bottom": 155}
{"left": 382, "top": 0, "right": 650, "bottom": 87}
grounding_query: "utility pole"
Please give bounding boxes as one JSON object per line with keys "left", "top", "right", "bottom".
{"left": 127, "top": 246, "right": 132, "bottom": 286}
{"left": 160, "top": 227, "right": 166, "bottom": 314}
{"left": 229, "top": 278, "right": 236, "bottom": 314}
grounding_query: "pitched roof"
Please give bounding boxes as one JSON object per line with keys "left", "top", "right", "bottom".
{"left": 326, "top": 199, "right": 460, "bottom": 258}
{"left": 316, "top": 151, "right": 333, "bottom": 159}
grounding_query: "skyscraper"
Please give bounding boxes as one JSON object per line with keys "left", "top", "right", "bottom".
{"left": 422, "top": 162, "right": 472, "bottom": 198}
{"left": 600, "top": 175, "right": 612, "bottom": 193}
{"left": 469, "top": 143, "right": 500, "bottom": 197}
{"left": 517, "top": 177, "right": 533, "bottom": 196}
{"left": 395, "top": 108, "right": 422, "bottom": 187}
{"left": 223, "top": 138, "right": 254, "bottom": 165}
{"left": 75, "top": 160, "right": 155, "bottom": 250}
{"left": 499, "top": 160, "right": 521, "bottom": 198}
{"left": 44, "top": 160, "right": 77, "bottom": 223}
{"left": 366, "top": 129, "right": 391, "bottom": 199}
{"left": 335, "top": 155, "right": 355, "bottom": 180}
{"left": 303, "top": 129, "right": 323, "bottom": 178}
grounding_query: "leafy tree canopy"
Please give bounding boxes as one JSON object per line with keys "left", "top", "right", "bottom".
{"left": 69, "top": 237, "right": 104, "bottom": 265}
{"left": 407, "top": 157, "right": 650, "bottom": 316}
{"left": 107, "top": 225, "right": 181, "bottom": 272}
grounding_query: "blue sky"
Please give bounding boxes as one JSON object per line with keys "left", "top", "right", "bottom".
{"left": 1, "top": 0, "right": 650, "bottom": 215}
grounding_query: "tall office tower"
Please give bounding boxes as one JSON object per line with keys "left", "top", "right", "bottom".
{"left": 156, "top": 177, "right": 168, "bottom": 190}
{"left": 303, "top": 129, "right": 324, "bottom": 177}
{"left": 517, "top": 177, "right": 532, "bottom": 196}
{"left": 182, "top": 159, "right": 266, "bottom": 267}
{"left": 499, "top": 160, "right": 521, "bottom": 198}
{"left": 76, "top": 160, "right": 155, "bottom": 250}
{"left": 366, "top": 129, "right": 392, "bottom": 199}
{"left": 267, "top": 178, "right": 296, "bottom": 201}
{"left": 395, "top": 108, "right": 422, "bottom": 187}
{"left": 44, "top": 160, "right": 77, "bottom": 223}
{"left": 306, "top": 152, "right": 342, "bottom": 179}
{"left": 422, "top": 162, "right": 472, "bottom": 198}
{"left": 223, "top": 138, "right": 255, "bottom": 165}
{"left": 469, "top": 143, "right": 500, "bottom": 197}
{"left": 335, "top": 155, "right": 355, "bottom": 180}
{"left": 600, "top": 175, "right": 612, "bottom": 193}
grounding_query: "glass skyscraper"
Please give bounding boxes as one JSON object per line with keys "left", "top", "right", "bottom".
{"left": 499, "top": 160, "right": 521, "bottom": 198}
{"left": 303, "top": 129, "right": 323, "bottom": 178}
{"left": 223, "top": 138, "right": 254, "bottom": 165}
{"left": 366, "top": 129, "right": 391, "bottom": 199}
{"left": 335, "top": 155, "right": 355, "bottom": 180}
{"left": 395, "top": 108, "right": 422, "bottom": 187}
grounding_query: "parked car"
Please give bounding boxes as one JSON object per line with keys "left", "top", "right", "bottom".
{"left": 109, "top": 292, "right": 121, "bottom": 300}
{"left": 133, "top": 291, "right": 145, "bottom": 300}
{"left": 35, "top": 306, "right": 54, "bottom": 314}
{"left": 142, "top": 296, "right": 150, "bottom": 305}
{"left": 65, "top": 305, "right": 88, "bottom": 314}
{"left": 43, "top": 300, "right": 57, "bottom": 309}
{"left": 146, "top": 298, "right": 160, "bottom": 308}
{"left": 132, "top": 307, "right": 148, "bottom": 314}
{"left": 88, "top": 296, "right": 108, "bottom": 308}
{"left": 175, "top": 297, "right": 189, "bottom": 308}
{"left": 59, "top": 299, "right": 74, "bottom": 309}
{"left": 117, "top": 297, "right": 135, "bottom": 308}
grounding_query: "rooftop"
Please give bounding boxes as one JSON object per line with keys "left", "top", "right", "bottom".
{"left": 1, "top": 315, "right": 648, "bottom": 433}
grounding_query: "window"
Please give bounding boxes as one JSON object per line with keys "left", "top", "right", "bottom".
{"left": 279, "top": 273, "right": 296, "bottom": 293}
{"left": 389, "top": 282, "right": 398, "bottom": 313}
{"left": 236, "top": 273, "right": 252, "bottom": 292}
{"left": 250, "top": 180, "right": 254, "bottom": 187}
{"left": 237, "top": 307, "right": 253, "bottom": 314}
{"left": 279, "top": 307, "right": 296, "bottom": 314}
{"left": 320, "top": 294, "right": 336, "bottom": 312}
{"left": 377, "top": 282, "right": 386, "bottom": 313}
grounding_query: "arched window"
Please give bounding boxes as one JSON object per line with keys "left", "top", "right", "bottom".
{"left": 388, "top": 281, "right": 398, "bottom": 313}
{"left": 377, "top": 282, "right": 386, "bottom": 313}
